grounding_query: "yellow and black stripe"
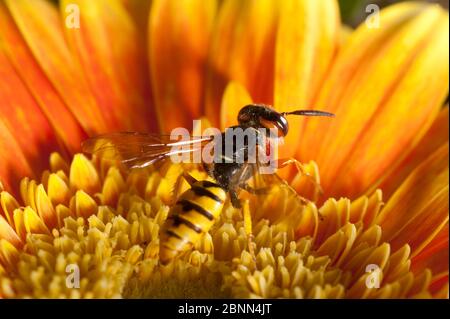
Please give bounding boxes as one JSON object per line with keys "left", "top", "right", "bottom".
{"left": 159, "top": 180, "right": 227, "bottom": 265}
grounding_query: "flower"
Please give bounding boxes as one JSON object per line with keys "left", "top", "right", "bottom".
{"left": 0, "top": 0, "right": 448, "bottom": 299}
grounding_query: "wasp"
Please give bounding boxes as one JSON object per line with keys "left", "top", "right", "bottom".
{"left": 82, "top": 104, "right": 334, "bottom": 265}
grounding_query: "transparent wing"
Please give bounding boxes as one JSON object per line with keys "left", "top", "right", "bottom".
{"left": 82, "top": 132, "right": 214, "bottom": 169}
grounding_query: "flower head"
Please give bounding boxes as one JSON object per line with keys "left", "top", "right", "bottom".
{"left": 0, "top": 0, "right": 448, "bottom": 299}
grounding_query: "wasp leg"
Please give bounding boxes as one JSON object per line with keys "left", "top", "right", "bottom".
{"left": 242, "top": 199, "right": 256, "bottom": 261}
{"left": 229, "top": 189, "right": 242, "bottom": 209}
{"left": 239, "top": 183, "right": 270, "bottom": 195}
{"left": 277, "top": 158, "right": 323, "bottom": 197}
{"left": 275, "top": 158, "right": 324, "bottom": 220}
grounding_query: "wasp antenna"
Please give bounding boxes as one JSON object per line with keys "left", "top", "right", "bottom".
{"left": 282, "top": 110, "right": 335, "bottom": 117}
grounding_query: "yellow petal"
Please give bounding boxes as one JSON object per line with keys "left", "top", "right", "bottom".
{"left": 74, "top": 191, "right": 98, "bottom": 219}
{"left": 50, "top": 152, "right": 70, "bottom": 174}
{"left": 289, "top": 160, "right": 322, "bottom": 203}
{"left": 12, "top": 208, "right": 26, "bottom": 241}
{"left": 0, "top": 239, "right": 19, "bottom": 269}
{"left": 315, "top": 198, "right": 350, "bottom": 246}
{"left": 35, "top": 184, "right": 56, "bottom": 230}
{"left": 0, "top": 191, "right": 19, "bottom": 226}
{"left": 149, "top": 0, "right": 217, "bottom": 132}
{"left": 101, "top": 167, "right": 126, "bottom": 206}
{"left": 20, "top": 178, "right": 37, "bottom": 212}
{"left": 383, "top": 245, "right": 411, "bottom": 283}
{"left": 23, "top": 207, "right": 50, "bottom": 235}
{"left": 55, "top": 204, "right": 73, "bottom": 229}
{"left": 346, "top": 243, "right": 391, "bottom": 298}
{"left": 348, "top": 189, "right": 383, "bottom": 227}
{"left": 220, "top": 81, "right": 253, "bottom": 130}
{"left": 0, "top": 216, "right": 22, "bottom": 248}
{"left": 47, "top": 173, "right": 71, "bottom": 207}
{"left": 205, "top": 0, "right": 280, "bottom": 126}
{"left": 69, "top": 154, "right": 101, "bottom": 195}
{"left": 339, "top": 25, "right": 352, "bottom": 46}
{"left": 294, "top": 203, "right": 319, "bottom": 240}
{"left": 377, "top": 144, "right": 448, "bottom": 256}
{"left": 316, "top": 223, "right": 357, "bottom": 266}
{"left": 300, "top": 3, "right": 449, "bottom": 199}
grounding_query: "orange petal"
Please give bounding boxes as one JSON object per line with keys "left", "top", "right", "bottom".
{"left": 412, "top": 222, "right": 448, "bottom": 279}
{"left": 0, "top": 121, "right": 34, "bottom": 196}
{"left": 392, "top": 186, "right": 448, "bottom": 255}
{"left": 299, "top": 3, "right": 449, "bottom": 199}
{"left": 275, "top": 0, "right": 340, "bottom": 157}
{"left": 376, "top": 107, "right": 449, "bottom": 199}
{"left": 204, "top": 0, "right": 280, "bottom": 126}
{"left": 60, "top": 0, "right": 156, "bottom": 133}
{"left": 220, "top": 81, "right": 253, "bottom": 130}
{"left": 120, "top": 0, "right": 152, "bottom": 33}
{"left": 300, "top": 2, "right": 427, "bottom": 160}
{"left": 377, "top": 144, "right": 448, "bottom": 257}
{"left": 0, "top": 48, "right": 64, "bottom": 174}
{"left": 5, "top": 0, "right": 108, "bottom": 134}
{"left": 0, "top": 3, "right": 86, "bottom": 154}
{"left": 430, "top": 275, "right": 449, "bottom": 298}
{"left": 119, "top": 0, "right": 152, "bottom": 100}
{"left": 149, "top": 0, "right": 217, "bottom": 132}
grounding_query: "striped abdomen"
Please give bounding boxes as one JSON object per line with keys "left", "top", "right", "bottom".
{"left": 159, "top": 180, "right": 227, "bottom": 265}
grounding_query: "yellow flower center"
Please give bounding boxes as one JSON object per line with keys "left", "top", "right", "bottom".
{"left": 0, "top": 153, "right": 435, "bottom": 298}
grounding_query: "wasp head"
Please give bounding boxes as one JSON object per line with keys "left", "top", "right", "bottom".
{"left": 237, "top": 104, "right": 334, "bottom": 138}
